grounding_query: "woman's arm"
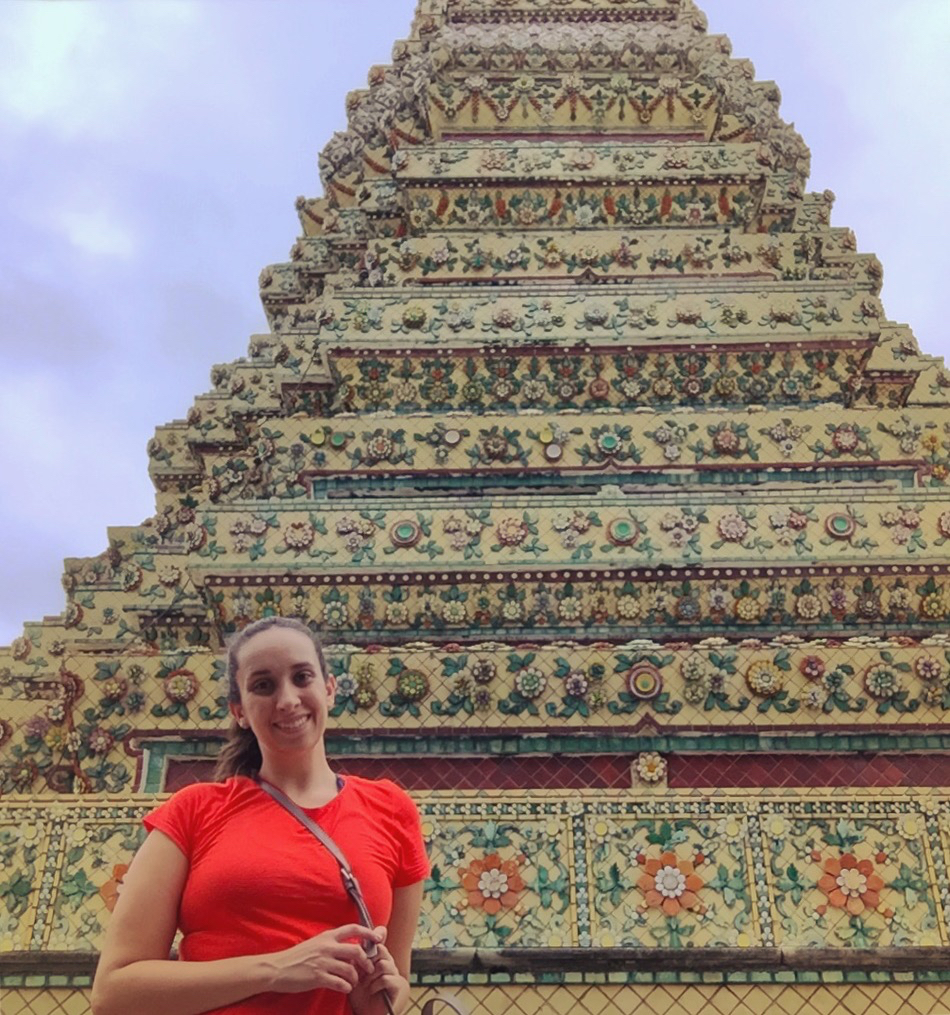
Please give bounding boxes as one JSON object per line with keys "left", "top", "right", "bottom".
{"left": 91, "top": 829, "right": 378, "bottom": 1015}
{"left": 386, "top": 881, "right": 425, "bottom": 979}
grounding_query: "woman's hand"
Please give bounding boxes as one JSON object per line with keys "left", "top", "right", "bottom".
{"left": 349, "top": 927, "right": 411, "bottom": 1015}
{"left": 268, "top": 924, "right": 381, "bottom": 995}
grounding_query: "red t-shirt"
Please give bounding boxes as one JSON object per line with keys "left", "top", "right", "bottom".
{"left": 144, "top": 775, "right": 429, "bottom": 1015}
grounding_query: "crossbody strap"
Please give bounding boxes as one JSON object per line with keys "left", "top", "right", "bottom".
{"left": 257, "top": 778, "right": 376, "bottom": 932}
{"left": 257, "top": 778, "right": 399, "bottom": 1015}
{"left": 421, "top": 999, "right": 469, "bottom": 1014}
{"left": 258, "top": 778, "right": 468, "bottom": 1015}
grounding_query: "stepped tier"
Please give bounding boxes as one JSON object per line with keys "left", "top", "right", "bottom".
{"left": 294, "top": 231, "right": 878, "bottom": 288}
{"left": 262, "top": 288, "right": 888, "bottom": 344}
{"left": 146, "top": 406, "right": 950, "bottom": 495}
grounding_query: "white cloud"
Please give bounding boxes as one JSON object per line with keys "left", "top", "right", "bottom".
{"left": 0, "top": 0, "right": 200, "bottom": 139}
{"left": 59, "top": 207, "right": 136, "bottom": 259}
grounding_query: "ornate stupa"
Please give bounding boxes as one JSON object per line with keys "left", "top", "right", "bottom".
{"left": 4, "top": 0, "right": 950, "bottom": 1012}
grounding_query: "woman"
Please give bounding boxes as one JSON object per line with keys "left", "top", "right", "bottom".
{"left": 92, "top": 616, "right": 429, "bottom": 1015}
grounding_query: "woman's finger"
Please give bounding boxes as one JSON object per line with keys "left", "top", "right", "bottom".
{"left": 333, "top": 942, "right": 375, "bottom": 967}
{"left": 366, "top": 972, "right": 403, "bottom": 995}
{"left": 331, "top": 924, "right": 383, "bottom": 944}
{"left": 321, "top": 973, "right": 357, "bottom": 994}
{"left": 328, "top": 959, "right": 363, "bottom": 983}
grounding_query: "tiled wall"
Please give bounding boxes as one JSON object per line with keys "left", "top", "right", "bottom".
{"left": 7, "top": 980, "right": 950, "bottom": 1015}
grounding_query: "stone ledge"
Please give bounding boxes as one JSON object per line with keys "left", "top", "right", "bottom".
{"left": 6, "top": 946, "right": 950, "bottom": 980}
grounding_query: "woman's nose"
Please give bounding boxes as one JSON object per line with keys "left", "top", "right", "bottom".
{"left": 274, "top": 680, "right": 300, "bottom": 710}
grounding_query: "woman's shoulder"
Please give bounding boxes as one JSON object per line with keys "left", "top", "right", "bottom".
{"left": 343, "top": 775, "right": 419, "bottom": 815}
{"left": 157, "top": 775, "right": 258, "bottom": 814}
{"left": 145, "top": 776, "right": 262, "bottom": 856}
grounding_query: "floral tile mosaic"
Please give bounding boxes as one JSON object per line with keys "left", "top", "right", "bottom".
{"left": 3, "top": 790, "right": 950, "bottom": 958}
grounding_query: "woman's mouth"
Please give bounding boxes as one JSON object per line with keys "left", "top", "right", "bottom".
{"left": 274, "top": 714, "right": 311, "bottom": 732}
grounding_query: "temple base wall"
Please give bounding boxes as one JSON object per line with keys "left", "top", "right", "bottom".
{"left": 6, "top": 980, "right": 950, "bottom": 1015}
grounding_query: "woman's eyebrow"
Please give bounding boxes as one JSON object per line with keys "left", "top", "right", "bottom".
{"left": 246, "top": 661, "right": 314, "bottom": 676}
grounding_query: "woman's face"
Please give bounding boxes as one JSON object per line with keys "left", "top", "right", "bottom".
{"left": 230, "top": 627, "right": 336, "bottom": 760}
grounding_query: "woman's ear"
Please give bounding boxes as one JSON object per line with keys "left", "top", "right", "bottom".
{"left": 229, "top": 702, "right": 248, "bottom": 729}
{"left": 325, "top": 674, "right": 337, "bottom": 706}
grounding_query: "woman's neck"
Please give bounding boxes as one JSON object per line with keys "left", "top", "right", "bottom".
{"left": 258, "top": 750, "right": 339, "bottom": 808}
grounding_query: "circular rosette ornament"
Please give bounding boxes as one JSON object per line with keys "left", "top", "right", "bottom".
{"left": 515, "top": 666, "right": 546, "bottom": 700}
{"left": 938, "top": 510, "right": 950, "bottom": 541}
{"left": 365, "top": 433, "right": 394, "bottom": 463}
{"left": 481, "top": 432, "right": 510, "bottom": 461}
{"left": 460, "top": 853, "right": 525, "bottom": 916}
{"left": 824, "top": 513, "right": 855, "bottom": 541}
{"left": 634, "top": 751, "right": 667, "bottom": 784}
{"left": 395, "top": 670, "right": 429, "bottom": 703}
{"left": 164, "top": 669, "right": 198, "bottom": 704}
{"left": 597, "top": 431, "right": 623, "bottom": 455}
{"left": 830, "top": 424, "right": 860, "bottom": 454}
{"left": 817, "top": 853, "right": 885, "bottom": 916}
{"left": 606, "top": 518, "right": 638, "bottom": 547}
{"left": 588, "top": 377, "right": 610, "bottom": 401}
{"left": 637, "top": 850, "right": 704, "bottom": 916}
{"left": 863, "top": 664, "right": 902, "bottom": 701}
{"left": 389, "top": 520, "right": 421, "bottom": 549}
{"left": 469, "top": 659, "right": 496, "bottom": 685}
{"left": 401, "top": 305, "right": 427, "bottom": 330}
{"left": 799, "top": 655, "right": 825, "bottom": 681}
{"left": 745, "top": 661, "right": 784, "bottom": 697}
{"left": 626, "top": 662, "right": 662, "bottom": 701}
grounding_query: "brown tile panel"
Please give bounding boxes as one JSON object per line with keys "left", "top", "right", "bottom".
{"left": 165, "top": 752, "right": 950, "bottom": 793}
{"left": 165, "top": 754, "right": 635, "bottom": 792}
{"left": 670, "top": 753, "right": 950, "bottom": 788}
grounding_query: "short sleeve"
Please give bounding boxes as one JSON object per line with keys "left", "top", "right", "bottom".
{"left": 389, "top": 784, "right": 430, "bottom": 887}
{"left": 143, "top": 782, "right": 212, "bottom": 859}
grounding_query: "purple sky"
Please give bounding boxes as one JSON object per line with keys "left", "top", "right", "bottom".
{"left": 1, "top": 0, "right": 948, "bottom": 645}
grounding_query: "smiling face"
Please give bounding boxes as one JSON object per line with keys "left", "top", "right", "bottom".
{"left": 229, "top": 626, "right": 336, "bottom": 763}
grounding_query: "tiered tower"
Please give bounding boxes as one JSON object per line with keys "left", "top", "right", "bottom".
{"left": 4, "top": 1, "right": 950, "bottom": 1012}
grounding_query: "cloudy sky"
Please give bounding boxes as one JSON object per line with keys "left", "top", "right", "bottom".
{"left": 1, "top": 0, "right": 948, "bottom": 645}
